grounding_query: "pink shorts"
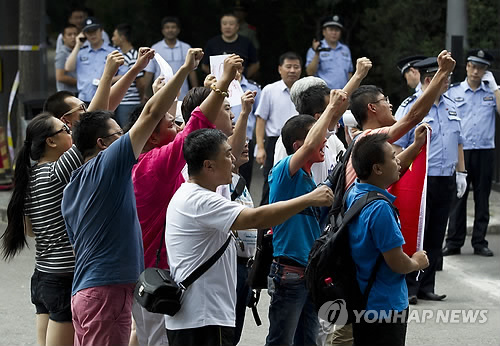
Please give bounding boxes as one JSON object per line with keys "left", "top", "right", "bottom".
{"left": 72, "top": 283, "right": 135, "bottom": 346}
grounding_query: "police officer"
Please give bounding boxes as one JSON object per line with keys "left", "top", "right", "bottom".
{"left": 305, "top": 15, "right": 353, "bottom": 89}
{"left": 444, "top": 50, "right": 499, "bottom": 257}
{"left": 396, "top": 55, "right": 427, "bottom": 92}
{"left": 393, "top": 57, "right": 466, "bottom": 305}
{"left": 65, "top": 17, "right": 128, "bottom": 103}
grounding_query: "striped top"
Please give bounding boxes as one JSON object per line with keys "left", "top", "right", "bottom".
{"left": 121, "top": 48, "right": 144, "bottom": 105}
{"left": 24, "top": 145, "right": 83, "bottom": 274}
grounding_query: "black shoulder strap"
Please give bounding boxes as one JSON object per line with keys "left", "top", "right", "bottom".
{"left": 179, "top": 235, "right": 232, "bottom": 290}
{"left": 231, "top": 175, "right": 247, "bottom": 201}
{"left": 341, "top": 190, "right": 399, "bottom": 307}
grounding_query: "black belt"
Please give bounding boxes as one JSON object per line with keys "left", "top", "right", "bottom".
{"left": 237, "top": 256, "right": 251, "bottom": 265}
{"left": 274, "top": 256, "right": 305, "bottom": 268}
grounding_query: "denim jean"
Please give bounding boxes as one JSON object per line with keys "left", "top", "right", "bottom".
{"left": 265, "top": 262, "right": 319, "bottom": 346}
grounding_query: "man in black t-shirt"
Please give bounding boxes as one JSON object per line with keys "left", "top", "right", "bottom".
{"left": 201, "top": 12, "right": 259, "bottom": 78}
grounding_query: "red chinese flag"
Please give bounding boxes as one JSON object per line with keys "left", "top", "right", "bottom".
{"left": 388, "top": 132, "right": 429, "bottom": 256}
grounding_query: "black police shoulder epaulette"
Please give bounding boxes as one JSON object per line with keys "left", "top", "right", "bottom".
{"left": 442, "top": 93, "right": 454, "bottom": 102}
{"left": 449, "top": 82, "right": 461, "bottom": 88}
{"left": 247, "top": 79, "right": 261, "bottom": 89}
{"left": 400, "top": 94, "right": 417, "bottom": 107}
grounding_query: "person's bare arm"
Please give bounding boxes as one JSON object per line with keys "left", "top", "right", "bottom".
{"left": 255, "top": 117, "right": 266, "bottom": 165}
{"left": 201, "top": 63, "right": 210, "bottom": 75}
{"left": 87, "top": 51, "right": 124, "bottom": 112}
{"left": 246, "top": 62, "right": 260, "bottom": 79}
{"left": 228, "top": 90, "right": 256, "bottom": 162}
{"left": 388, "top": 50, "right": 456, "bottom": 141}
{"left": 305, "top": 40, "right": 321, "bottom": 76}
{"left": 199, "top": 54, "right": 243, "bottom": 124}
{"left": 396, "top": 123, "right": 429, "bottom": 175}
{"left": 135, "top": 76, "right": 146, "bottom": 101}
{"left": 231, "top": 184, "right": 333, "bottom": 230}
{"left": 108, "top": 47, "right": 155, "bottom": 111}
{"left": 456, "top": 144, "right": 465, "bottom": 172}
{"left": 65, "top": 32, "right": 85, "bottom": 72}
{"left": 141, "top": 72, "right": 155, "bottom": 102}
{"left": 288, "top": 89, "right": 347, "bottom": 176}
{"left": 188, "top": 70, "right": 199, "bottom": 88}
{"left": 24, "top": 216, "right": 34, "bottom": 238}
{"left": 128, "top": 48, "right": 203, "bottom": 158}
{"left": 383, "top": 248, "right": 429, "bottom": 274}
{"left": 55, "top": 69, "right": 77, "bottom": 85}
{"left": 111, "top": 75, "right": 122, "bottom": 84}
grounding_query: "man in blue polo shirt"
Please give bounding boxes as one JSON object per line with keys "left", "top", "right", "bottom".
{"left": 65, "top": 17, "right": 128, "bottom": 103}
{"left": 306, "top": 15, "right": 353, "bottom": 89}
{"left": 265, "top": 89, "right": 347, "bottom": 346}
{"left": 347, "top": 133, "right": 429, "bottom": 346}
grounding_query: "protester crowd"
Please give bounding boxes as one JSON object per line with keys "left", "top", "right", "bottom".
{"left": 1, "top": 5, "right": 499, "bottom": 346}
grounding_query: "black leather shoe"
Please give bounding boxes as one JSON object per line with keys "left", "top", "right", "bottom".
{"left": 418, "top": 292, "right": 446, "bottom": 301}
{"left": 474, "top": 247, "right": 494, "bottom": 257}
{"left": 408, "top": 295, "right": 418, "bottom": 305}
{"left": 442, "top": 246, "right": 461, "bottom": 256}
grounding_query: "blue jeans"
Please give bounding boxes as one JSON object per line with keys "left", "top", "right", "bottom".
{"left": 115, "top": 104, "right": 140, "bottom": 127}
{"left": 265, "top": 262, "right": 319, "bottom": 346}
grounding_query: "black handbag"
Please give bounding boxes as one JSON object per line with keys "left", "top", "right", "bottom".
{"left": 246, "top": 228, "right": 273, "bottom": 290}
{"left": 134, "top": 231, "right": 232, "bottom": 316}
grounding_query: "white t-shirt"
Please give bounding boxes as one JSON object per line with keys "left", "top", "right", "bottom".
{"left": 181, "top": 164, "right": 230, "bottom": 199}
{"left": 230, "top": 173, "right": 257, "bottom": 258}
{"left": 165, "top": 182, "right": 247, "bottom": 330}
{"left": 273, "top": 132, "right": 345, "bottom": 184}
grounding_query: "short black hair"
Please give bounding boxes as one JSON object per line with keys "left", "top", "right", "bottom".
{"left": 352, "top": 133, "right": 390, "bottom": 180}
{"left": 73, "top": 111, "right": 113, "bottom": 158}
{"left": 279, "top": 51, "right": 303, "bottom": 67}
{"left": 350, "top": 85, "right": 384, "bottom": 129}
{"left": 281, "top": 114, "right": 316, "bottom": 155}
{"left": 123, "top": 104, "right": 145, "bottom": 132}
{"left": 181, "top": 87, "right": 211, "bottom": 123}
{"left": 161, "top": 16, "right": 180, "bottom": 29}
{"left": 419, "top": 71, "right": 435, "bottom": 85}
{"left": 220, "top": 11, "right": 238, "bottom": 21}
{"left": 294, "top": 84, "right": 330, "bottom": 115}
{"left": 63, "top": 23, "right": 78, "bottom": 35}
{"left": 115, "top": 23, "right": 132, "bottom": 42}
{"left": 44, "top": 91, "right": 75, "bottom": 118}
{"left": 183, "top": 128, "right": 228, "bottom": 176}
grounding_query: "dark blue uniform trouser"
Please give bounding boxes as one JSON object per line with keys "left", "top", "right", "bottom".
{"left": 447, "top": 149, "right": 494, "bottom": 250}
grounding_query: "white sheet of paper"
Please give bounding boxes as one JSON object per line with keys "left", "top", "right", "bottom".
{"left": 209, "top": 54, "right": 244, "bottom": 107}
{"left": 154, "top": 54, "right": 174, "bottom": 81}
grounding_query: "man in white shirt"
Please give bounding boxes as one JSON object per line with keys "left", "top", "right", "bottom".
{"left": 143, "top": 16, "right": 199, "bottom": 100}
{"left": 255, "top": 51, "right": 302, "bottom": 205}
{"left": 165, "top": 128, "right": 333, "bottom": 346}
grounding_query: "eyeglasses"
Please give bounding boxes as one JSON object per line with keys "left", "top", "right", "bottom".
{"left": 62, "top": 103, "right": 87, "bottom": 117}
{"left": 101, "top": 129, "right": 124, "bottom": 139}
{"left": 49, "top": 124, "right": 71, "bottom": 137}
{"left": 372, "top": 96, "right": 390, "bottom": 104}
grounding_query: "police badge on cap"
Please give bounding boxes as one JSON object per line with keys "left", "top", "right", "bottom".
{"left": 467, "top": 49, "right": 493, "bottom": 66}
{"left": 321, "top": 15, "right": 344, "bottom": 29}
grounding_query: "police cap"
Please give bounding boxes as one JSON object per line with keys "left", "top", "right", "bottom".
{"left": 321, "top": 15, "right": 344, "bottom": 29}
{"left": 396, "top": 55, "right": 427, "bottom": 75}
{"left": 414, "top": 57, "right": 438, "bottom": 74}
{"left": 467, "top": 49, "right": 493, "bottom": 67}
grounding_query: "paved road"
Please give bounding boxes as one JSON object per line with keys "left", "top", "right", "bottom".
{"left": 0, "top": 235, "right": 499, "bottom": 345}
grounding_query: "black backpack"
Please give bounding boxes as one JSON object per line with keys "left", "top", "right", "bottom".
{"left": 305, "top": 189, "right": 398, "bottom": 324}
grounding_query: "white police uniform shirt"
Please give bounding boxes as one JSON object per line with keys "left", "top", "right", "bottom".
{"left": 306, "top": 39, "right": 353, "bottom": 89}
{"left": 230, "top": 75, "right": 261, "bottom": 139}
{"left": 145, "top": 39, "right": 192, "bottom": 100}
{"left": 76, "top": 42, "right": 128, "bottom": 102}
{"left": 394, "top": 93, "right": 463, "bottom": 177}
{"left": 254, "top": 79, "right": 297, "bottom": 137}
{"left": 446, "top": 80, "right": 497, "bottom": 150}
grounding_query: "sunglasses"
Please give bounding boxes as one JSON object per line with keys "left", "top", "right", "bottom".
{"left": 62, "top": 103, "right": 87, "bottom": 117}
{"left": 49, "top": 124, "right": 71, "bottom": 137}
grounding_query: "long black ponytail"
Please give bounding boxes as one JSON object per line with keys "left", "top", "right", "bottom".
{"left": 1, "top": 113, "right": 55, "bottom": 260}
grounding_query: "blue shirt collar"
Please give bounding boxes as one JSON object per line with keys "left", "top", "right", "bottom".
{"left": 462, "top": 79, "right": 488, "bottom": 93}
{"left": 354, "top": 180, "right": 396, "bottom": 203}
{"left": 320, "top": 39, "right": 345, "bottom": 51}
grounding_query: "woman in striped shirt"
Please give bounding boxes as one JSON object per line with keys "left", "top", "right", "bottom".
{"left": 1, "top": 112, "right": 82, "bottom": 346}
